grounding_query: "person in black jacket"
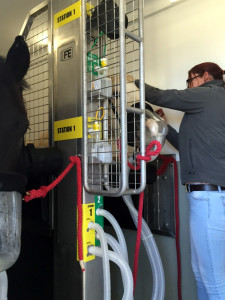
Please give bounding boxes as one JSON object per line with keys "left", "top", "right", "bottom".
{"left": 136, "top": 62, "right": 225, "bottom": 300}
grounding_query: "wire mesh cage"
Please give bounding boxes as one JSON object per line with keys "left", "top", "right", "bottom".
{"left": 20, "top": 3, "right": 50, "bottom": 148}
{"left": 83, "top": 0, "right": 145, "bottom": 196}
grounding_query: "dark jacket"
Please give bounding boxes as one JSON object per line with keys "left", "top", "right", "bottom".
{"left": 136, "top": 79, "right": 225, "bottom": 186}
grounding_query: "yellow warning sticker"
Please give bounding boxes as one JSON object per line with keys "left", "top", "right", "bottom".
{"left": 82, "top": 203, "right": 95, "bottom": 262}
{"left": 54, "top": 1, "right": 95, "bottom": 29}
{"left": 54, "top": 116, "right": 82, "bottom": 141}
{"left": 54, "top": 1, "right": 81, "bottom": 29}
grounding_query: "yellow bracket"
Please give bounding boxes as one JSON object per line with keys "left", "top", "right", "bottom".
{"left": 77, "top": 196, "right": 104, "bottom": 263}
{"left": 82, "top": 203, "right": 96, "bottom": 262}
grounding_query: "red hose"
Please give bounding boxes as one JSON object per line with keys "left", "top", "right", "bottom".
{"left": 132, "top": 191, "right": 144, "bottom": 293}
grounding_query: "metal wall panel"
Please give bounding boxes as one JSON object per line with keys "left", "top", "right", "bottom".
{"left": 52, "top": 1, "right": 103, "bottom": 299}
{"left": 21, "top": 2, "right": 50, "bottom": 148}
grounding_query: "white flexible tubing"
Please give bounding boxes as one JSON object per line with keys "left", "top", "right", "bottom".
{"left": 96, "top": 232, "right": 127, "bottom": 261}
{"left": 0, "top": 271, "right": 7, "bottom": 300}
{"left": 96, "top": 232, "right": 128, "bottom": 290}
{"left": 105, "top": 233, "right": 127, "bottom": 261}
{"left": 106, "top": 233, "right": 127, "bottom": 290}
{"left": 96, "top": 208, "right": 129, "bottom": 262}
{"left": 88, "top": 222, "right": 111, "bottom": 300}
{"left": 89, "top": 246, "right": 133, "bottom": 300}
{"left": 123, "top": 194, "right": 165, "bottom": 300}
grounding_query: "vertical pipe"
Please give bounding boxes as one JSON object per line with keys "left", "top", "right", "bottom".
{"left": 0, "top": 271, "right": 8, "bottom": 300}
{"left": 139, "top": 0, "right": 146, "bottom": 191}
{"left": 48, "top": 0, "right": 55, "bottom": 231}
{"left": 82, "top": 0, "right": 88, "bottom": 191}
{"left": 119, "top": 0, "right": 129, "bottom": 195}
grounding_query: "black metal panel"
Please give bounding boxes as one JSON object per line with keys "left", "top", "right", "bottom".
{"left": 144, "top": 155, "right": 176, "bottom": 237}
{"left": 54, "top": 244, "right": 82, "bottom": 299}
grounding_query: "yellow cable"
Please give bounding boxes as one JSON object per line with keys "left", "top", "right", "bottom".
{"left": 95, "top": 107, "right": 105, "bottom": 121}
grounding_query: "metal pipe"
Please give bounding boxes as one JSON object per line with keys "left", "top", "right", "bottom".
{"left": 138, "top": 0, "right": 147, "bottom": 194}
{"left": 125, "top": 29, "right": 143, "bottom": 43}
{"left": 119, "top": 0, "right": 129, "bottom": 196}
{"left": 0, "top": 272, "right": 7, "bottom": 300}
{"left": 126, "top": 106, "right": 144, "bottom": 114}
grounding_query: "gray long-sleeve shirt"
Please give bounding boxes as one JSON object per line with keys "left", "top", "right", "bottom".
{"left": 136, "top": 79, "right": 225, "bottom": 186}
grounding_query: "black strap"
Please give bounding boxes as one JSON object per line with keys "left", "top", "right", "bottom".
{"left": 186, "top": 184, "right": 225, "bottom": 192}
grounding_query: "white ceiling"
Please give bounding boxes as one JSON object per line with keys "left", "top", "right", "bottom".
{"left": 0, "top": 0, "right": 43, "bottom": 56}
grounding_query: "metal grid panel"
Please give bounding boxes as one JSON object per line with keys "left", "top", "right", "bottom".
{"left": 83, "top": 0, "right": 145, "bottom": 196}
{"left": 21, "top": 4, "right": 49, "bottom": 148}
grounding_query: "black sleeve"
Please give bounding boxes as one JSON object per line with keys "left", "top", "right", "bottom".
{"left": 166, "top": 125, "right": 179, "bottom": 150}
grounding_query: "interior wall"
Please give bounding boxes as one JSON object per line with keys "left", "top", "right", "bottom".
{"left": 144, "top": 0, "right": 225, "bottom": 157}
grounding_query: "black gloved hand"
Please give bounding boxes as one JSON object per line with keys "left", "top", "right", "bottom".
{"left": 135, "top": 79, "right": 140, "bottom": 88}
